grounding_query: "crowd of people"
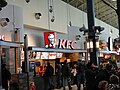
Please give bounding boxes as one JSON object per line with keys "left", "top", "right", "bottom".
{"left": 39, "top": 59, "right": 120, "bottom": 90}
{"left": 54, "top": 59, "right": 120, "bottom": 90}
{"left": 2, "top": 59, "right": 120, "bottom": 90}
{"left": 6, "top": 59, "right": 117, "bottom": 90}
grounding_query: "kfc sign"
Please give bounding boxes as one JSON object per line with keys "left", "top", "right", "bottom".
{"left": 0, "top": 35, "right": 5, "bottom": 40}
{"left": 58, "top": 39, "right": 78, "bottom": 49}
{"left": 44, "top": 32, "right": 56, "bottom": 48}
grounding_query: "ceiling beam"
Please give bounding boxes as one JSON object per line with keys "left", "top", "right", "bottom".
{"left": 101, "top": 0, "right": 117, "bottom": 11}
{"left": 69, "top": 0, "right": 75, "bottom": 3}
{"left": 98, "top": 10, "right": 115, "bottom": 19}
{"left": 100, "top": 12, "right": 115, "bottom": 19}
{"left": 103, "top": 14, "right": 117, "bottom": 22}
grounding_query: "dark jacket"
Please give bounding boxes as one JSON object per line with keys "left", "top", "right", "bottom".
{"left": 61, "top": 63, "right": 70, "bottom": 77}
{"left": 2, "top": 65, "right": 11, "bottom": 90}
{"left": 44, "top": 65, "right": 54, "bottom": 77}
{"left": 85, "top": 68, "right": 97, "bottom": 90}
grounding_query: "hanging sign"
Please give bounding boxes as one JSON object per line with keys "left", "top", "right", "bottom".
{"left": 44, "top": 32, "right": 56, "bottom": 48}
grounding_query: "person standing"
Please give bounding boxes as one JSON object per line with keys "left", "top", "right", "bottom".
{"left": 44, "top": 62, "right": 54, "bottom": 90}
{"left": 56, "top": 64, "right": 62, "bottom": 89}
{"left": 61, "top": 60, "right": 72, "bottom": 90}
{"left": 76, "top": 60, "right": 85, "bottom": 90}
{"left": 2, "top": 64, "right": 11, "bottom": 90}
{"left": 85, "top": 62, "right": 98, "bottom": 90}
{"left": 71, "top": 64, "right": 77, "bottom": 85}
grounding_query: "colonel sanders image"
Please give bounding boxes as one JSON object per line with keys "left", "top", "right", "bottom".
{"left": 44, "top": 32, "right": 56, "bottom": 48}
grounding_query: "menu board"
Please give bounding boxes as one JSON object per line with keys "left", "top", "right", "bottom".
{"left": 28, "top": 52, "right": 37, "bottom": 59}
{"left": 49, "top": 52, "right": 56, "bottom": 59}
{"left": 56, "top": 53, "right": 63, "bottom": 58}
{"left": 36, "top": 52, "right": 41, "bottom": 59}
{"left": 21, "top": 51, "right": 62, "bottom": 60}
{"left": 41, "top": 52, "right": 49, "bottom": 59}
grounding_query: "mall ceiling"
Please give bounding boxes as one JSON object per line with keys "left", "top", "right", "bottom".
{"left": 62, "top": 0, "right": 118, "bottom": 29}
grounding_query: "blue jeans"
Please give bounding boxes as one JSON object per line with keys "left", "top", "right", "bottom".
{"left": 77, "top": 74, "right": 84, "bottom": 90}
{"left": 44, "top": 76, "right": 54, "bottom": 90}
{"left": 62, "top": 77, "right": 71, "bottom": 90}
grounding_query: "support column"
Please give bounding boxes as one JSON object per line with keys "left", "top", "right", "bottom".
{"left": 86, "top": 0, "right": 97, "bottom": 65}
{"left": 14, "top": 30, "right": 20, "bottom": 73}
{"left": 24, "top": 34, "right": 29, "bottom": 90}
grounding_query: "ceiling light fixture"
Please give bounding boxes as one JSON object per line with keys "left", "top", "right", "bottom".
{"left": 75, "top": 35, "right": 81, "bottom": 40}
{"left": 79, "top": 24, "right": 88, "bottom": 35}
{"left": 68, "top": 21, "right": 72, "bottom": 27}
{"left": 49, "top": 6, "right": 53, "bottom": 13}
{"left": 51, "top": 16, "right": 55, "bottom": 22}
{"left": 0, "top": 18, "right": 10, "bottom": 27}
{"left": 35, "top": 13, "right": 42, "bottom": 20}
{"left": 0, "top": 0, "right": 8, "bottom": 11}
{"left": 25, "top": 0, "right": 30, "bottom": 3}
{"left": 48, "top": 0, "right": 55, "bottom": 22}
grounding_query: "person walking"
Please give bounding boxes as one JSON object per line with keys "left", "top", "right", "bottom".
{"left": 61, "top": 60, "right": 72, "bottom": 90}
{"left": 71, "top": 64, "right": 77, "bottom": 85}
{"left": 76, "top": 60, "right": 85, "bottom": 90}
{"left": 44, "top": 62, "right": 54, "bottom": 90}
{"left": 56, "top": 64, "right": 62, "bottom": 89}
{"left": 2, "top": 63, "right": 11, "bottom": 90}
{"left": 85, "top": 62, "right": 98, "bottom": 90}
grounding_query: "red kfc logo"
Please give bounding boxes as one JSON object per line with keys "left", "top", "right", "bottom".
{"left": 44, "top": 32, "right": 56, "bottom": 48}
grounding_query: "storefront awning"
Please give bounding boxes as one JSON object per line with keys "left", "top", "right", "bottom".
{"left": 28, "top": 47, "right": 87, "bottom": 53}
{"left": 0, "top": 40, "right": 22, "bottom": 47}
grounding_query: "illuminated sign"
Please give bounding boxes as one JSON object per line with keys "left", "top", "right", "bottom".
{"left": 58, "top": 39, "right": 78, "bottom": 49}
{"left": 104, "top": 54, "right": 111, "bottom": 59}
{"left": 41, "top": 52, "right": 49, "bottom": 59}
{"left": 0, "top": 34, "right": 5, "bottom": 40}
{"left": 44, "top": 32, "right": 56, "bottom": 48}
{"left": 56, "top": 53, "right": 63, "bottom": 58}
{"left": 49, "top": 52, "right": 56, "bottom": 59}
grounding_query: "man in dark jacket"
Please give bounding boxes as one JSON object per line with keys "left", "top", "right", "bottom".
{"left": 2, "top": 64, "right": 11, "bottom": 90}
{"left": 44, "top": 62, "right": 54, "bottom": 90}
{"left": 61, "top": 60, "right": 72, "bottom": 90}
{"left": 85, "top": 62, "right": 98, "bottom": 90}
{"left": 76, "top": 60, "right": 85, "bottom": 90}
